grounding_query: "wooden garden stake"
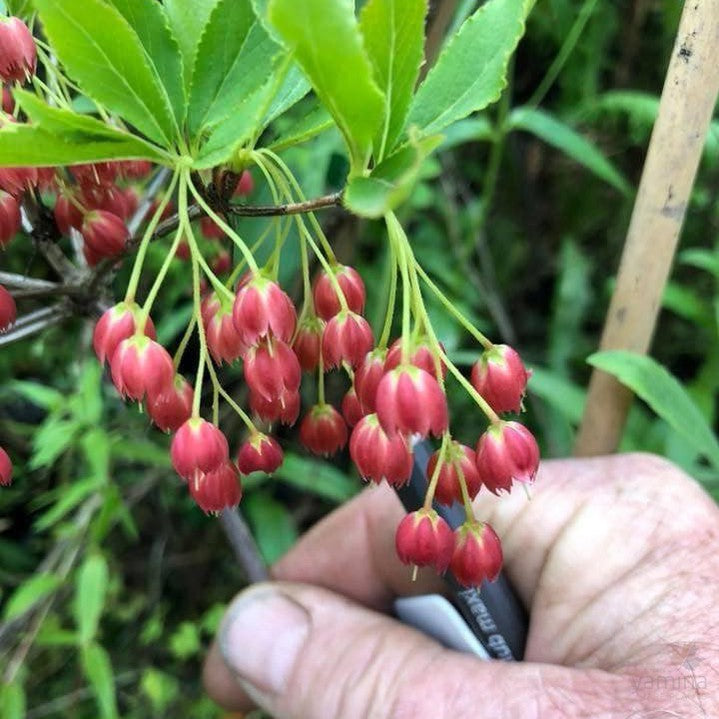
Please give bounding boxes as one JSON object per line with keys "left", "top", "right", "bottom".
{"left": 575, "top": 0, "right": 719, "bottom": 456}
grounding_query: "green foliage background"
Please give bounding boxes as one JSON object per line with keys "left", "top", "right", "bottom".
{"left": 1, "top": 0, "right": 718, "bottom": 716}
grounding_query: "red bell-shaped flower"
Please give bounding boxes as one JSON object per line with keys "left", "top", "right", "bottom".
{"left": 93, "top": 301, "right": 156, "bottom": 365}
{"left": 313, "top": 264, "right": 365, "bottom": 320}
{"left": 321, "top": 311, "right": 373, "bottom": 369}
{"left": 0, "top": 190, "right": 20, "bottom": 248}
{"left": 81, "top": 210, "right": 128, "bottom": 261}
{"left": 292, "top": 315, "right": 324, "bottom": 372}
{"left": 354, "top": 347, "right": 387, "bottom": 412}
{"left": 237, "top": 432, "right": 283, "bottom": 475}
{"left": 0, "top": 284, "right": 17, "bottom": 333}
{"left": 427, "top": 441, "right": 482, "bottom": 506}
{"left": 248, "top": 388, "right": 300, "bottom": 426}
{"left": 147, "top": 374, "right": 193, "bottom": 433}
{"left": 0, "top": 17, "right": 36, "bottom": 83}
{"left": 299, "top": 403, "right": 348, "bottom": 456}
{"left": 395, "top": 509, "right": 454, "bottom": 573}
{"left": 244, "top": 337, "right": 301, "bottom": 402}
{"left": 54, "top": 193, "right": 84, "bottom": 236}
{"left": 384, "top": 337, "right": 446, "bottom": 380}
{"left": 0, "top": 446, "right": 12, "bottom": 486}
{"left": 171, "top": 418, "right": 229, "bottom": 480}
{"left": 341, "top": 386, "right": 364, "bottom": 428}
{"left": 450, "top": 521, "right": 503, "bottom": 586}
{"left": 471, "top": 344, "right": 531, "bottom": 414}
{"left": 188, "top": 461, "right": 242, "bottom": 514}
{"left": 349, "top": 413, "right": 413, "bottom": 487}
{"left": 202, "top": 292, "right": 246, "bottom": 365}
{"left": 110, "top": 335, "right": 173, "bottom": 401}
{"left": 375, "top": 365, "right": 448, "bottom": 438}
{"left": 232, "top": 274, "right": 296, "bottom": 346}
{"left": 475, "top": 420, "right": 540, "bottom": 494}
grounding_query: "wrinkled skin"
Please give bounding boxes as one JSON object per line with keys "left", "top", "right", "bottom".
{"left": 204, "top": 454, "right": 719, "bottom": 718}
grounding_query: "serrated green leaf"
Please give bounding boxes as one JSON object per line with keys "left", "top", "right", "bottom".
{"left": 268, "top": 104, "right": 333, "bottom": 152}
{"left": 188, "top": 0, "right": 277, "bottom": 134}
{"left": 588, "top": 351, "right": 719, "bottom": 470}
{"left": 193, "top": 81, "right": 273, "bottom": 169}
{"left": 33, "top": 477, "right": 101, "bottom": 532}
{"left": 81, "top": 429, "right": 110, "bottom": 481}
{"left": 509, "top": 107, "right": 631, "bottom": 195}
{"left": 438, "top": 116, "right": 494, "bottom": 150}
{"left": 74, "top": 554, "right": 109, "bottom": 644}
{"left": 81, "top": 642, "right": 118, "bottom": 719}
{"left": 360, "top": 0, "right": 428, "bottom": 158}
{"left": 408, "top": 0, "right": 533, "bottom": 135}
{"left": 262, "top": 63, "right": 311, "bottom": 126}
{"left": 244, "top": 493, "right": 297, "bottom": 563}
{"left": 109, "top": 0, "right": 186, "bottom": 126}
{"left": 0, "top": 682, "right": 25, "bottom": 719}
{"left": 268, "top": 0, "right": 384, "bottom": 169}
{"left": 3, "top": 573, "right": 62, "bottom": 621}
{"left": 9, "top": 379, "right": 63, "bottom": 410}
{"left": 0, "top": 123, "right": 168, "bottom": 167}
{"left": 13, "top": 89, "right": 168, "bottom": 161}
{"left": 275, "top": 453, "right": 357, "bottom": 503}
{"left": 344, "top": 133, "right": 442, "bottom": 217}
{"left": 34, "top": 0, "right": 177, "bottom": 146}
{"left": 164, "top": 0, "right": 220, "bottom": 92}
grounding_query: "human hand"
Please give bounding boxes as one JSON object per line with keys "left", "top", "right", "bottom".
{"left": 204, "top": 454, "right": 719, "bottom": 718}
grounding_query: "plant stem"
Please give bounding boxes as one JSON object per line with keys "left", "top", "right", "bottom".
{"left": 378, "top": 241, "right": 398, "bottom": 349}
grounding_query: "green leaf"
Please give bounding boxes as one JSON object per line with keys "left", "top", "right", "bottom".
{"left": 344, "top": 133, "right": 442, "bottom": 217}
{"left": 509, "top": 107, "right": 631, "bottom": 195}
{"left": 0, "top": 682, "right": 25, "bottom": 719}
{"left": 109, "top": 0, "right": 186, "bottom": 126}
{"left": 587, "top": 351, "right": 719, "bottom": 470}
{"left": 9, "top": 379, "right": 64, "bottom": 410}
{"left": 193, "top": 82, "right": 273, "bottom": 169}
{"left": 0, "top": 120, "right": 168, "bottom": 169}
{"left": 360, "top": 0, "right": 428, "bottom": 157}
{"left": 34, "top": 0, "right": 177, "bottom": 146}
{"left": 111, "top": 437, "right": 171, "bottom": 467}
{"left": 268, "top": 0, "right": 385, "bottom": 169}
{"left": 81, "top": 642, "right": 118, "bottom": 719}
{"left": 74, "top": 554, "right": 109, "bottom": 645}
{"left": 30, "top": 418, "right": 80, "bottom": 470}
{"left": 164, "top": 0, "right": 220, "bottom": 92}
{"left": 33, "top": 477, "right": 101, "bottom": 532}
{"left": 13, "top": 89, "right": 167, "bottom": 160}
{"left": 244, "top": 493, "right": 297, "bottom": 563}
{"left": 275, "top": 453, "right": 357, "bottom": 503}
{"left": 3, "top": 573, "right": 62, "bottom": 621}
{"left": 188, "top": 0, "right": 277, "bottom": 134}
{"left": 438, "top": 116, "right": 494, "bottom": 150}
{"left": 268, "top": 104, "right": 333, "bottom": 152}
{"left": 407, "top": 0, "right": 533, "bottom": 135}
{"left": 168, "top": 621, "right": 201, "bottom": 659}
{"left": 262, "top": 64, "right": 311, "bottom": 126}
{"left": 526, "top": 366, "right": 586, "bottom": 425}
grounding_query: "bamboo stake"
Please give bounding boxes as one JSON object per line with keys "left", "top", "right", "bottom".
{"left": 575, "top": 1, "right": 719, "bottom": 456}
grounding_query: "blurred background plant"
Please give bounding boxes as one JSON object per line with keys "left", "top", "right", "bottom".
{"left": 1, "top": 0, "right": 718, "bottom": 716}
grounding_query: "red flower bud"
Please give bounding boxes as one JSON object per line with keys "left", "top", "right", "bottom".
{"left": 475, "top": 421, "right": 539, "bottom": 494}
{"left": 93, "top": 301, "right": 156, "bottom": 365}
{"left": 0, "top": 284, "right": 16, "bottom": 333}
{"left": 384, "top": 337, "right": 446, "bottom": 380}
{"left": 354, "top": 348, "right": 386, "bottom": 412}
{"left": 0, "top": 17, "right": 36, "bottom": 83}
{"left": 292, "top": 316, "right": 324, "bottom": 372}
{"left": 200, "top": 214, "right": 225, "bottom": 239}
{"left": 81, "top": 184, "right": 131, "bottom": 219}
{"left": 349, "top": 413, "right": 412, "bottom": 487}
{"left": 171, "top": 418, "right": 229, "bottom": 480}
{"left": 0, "top": 190, "right": 20, "bottom": 248}
{"left": 341, "top": 386, "right": 364, "bottom": 427}
{"left": 313, "top": 264, "right": 365, "bottom": 320}
{"left": 70, "top": 162, "right": 119, "bottom": 187}
{"left": 237, "top": 432, "right": 283, "bottom": 475}
{"left": 321, "top": 311, "right": 373, "bottom": 369}
{"left": 110, "top": 335, "right": 173, "bottom": 401}
{"left": 376, "top": 365, "right": 448, "bottom": 438}
{"left": 244, "top": 336, "right": 300, "bottom": 402}
{"left": 395, "top": 509, "right": 454, "bottom": 573}
{"left": 122, "top": 160, "right": 153, "bottom": 179}
{"left": 450, "top": 522, "right": 503, "bottom": 586}
{"left": 234, "top": 169, "right": 254, "bottom": 197}
{"left": 81, "top": 210, "right": 128, "bottom": 261}
{"left": 188, "top": 461, "right": 242, "bottom": 514}
{"left": 212, "top": 249, "right": 231, "bottom": 275}
{"left": 0, "top": 446, "right": 12, "bottom": 486}
{"left": 427, "top": 441, "right": 482, "bottom": 506}
{"left": 470, "top": 344, "right": 531, "bottom": 414}
{"left": 232, "top": 274, "right": 297, "bottom": 346}
{"left": 249, "top": 388, "right": 300, "bottom": 426}
{"left": 0, "top": 165, "right": 37, "bottom": 196}
{"left": 299, "top": 403, "right": 348, "bottom": 456}
{"left": 54, "top": 193, "right": 84, "bottom": 236}
{"left": 202, "top": 292, "right": 246, "bottom": 365}
{"left": 147, "top": 374, "right": 193, "bottom": 433}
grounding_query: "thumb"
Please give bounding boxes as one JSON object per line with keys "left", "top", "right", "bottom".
{"left": 213, "top": 582, "right": 638, "bottom": 719}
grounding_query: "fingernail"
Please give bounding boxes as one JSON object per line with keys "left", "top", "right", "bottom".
{"left": 219, "top": 586, "right": 310, "bottom": 697}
